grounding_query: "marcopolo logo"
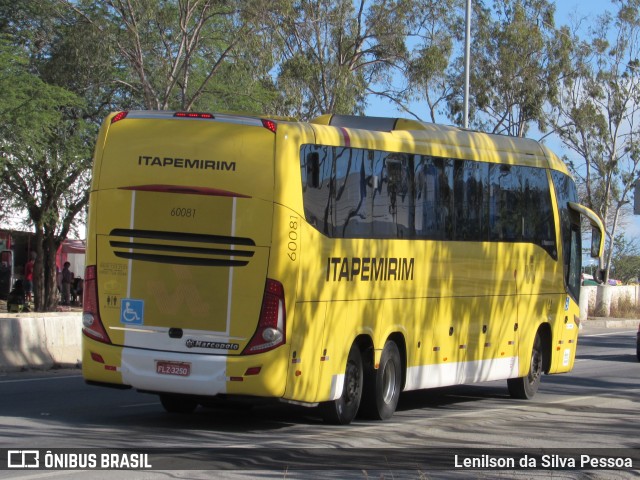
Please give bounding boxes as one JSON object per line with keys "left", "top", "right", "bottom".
{"left": 185, "top": 339, "right": 239, "bottom": 350}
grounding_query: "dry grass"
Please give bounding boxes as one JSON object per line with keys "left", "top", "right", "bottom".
{"left": 609, "top": 297, "right": 640, "bottom": 318}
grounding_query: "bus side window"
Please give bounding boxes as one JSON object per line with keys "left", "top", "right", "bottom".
{"left": 307, "top": 152, "right": 320, "bottom": 189}
{"left": 334, "top": 148, "right": 374, "bottom": 238}
{"left": 301, "top": 145, "right": 333, "bottom": 236}
{"left": 490, "top": 164, "right": 521, "bottom": 241}
{"left": 374, "top": 153, "right": 407, "bottom": 238}
{"left": 454, "top": 160, "right": 488, "bottom": 241}
{"left": 568, "top": 224, "right": 582, "bottom": 299}
{"left": 551, "top": 170, "right": 581, "bottom": 299}
{"left": 521, "top": 167, "right": 556, "bottom": 257}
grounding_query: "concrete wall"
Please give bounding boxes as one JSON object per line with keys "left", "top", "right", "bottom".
{"left": 0, "top": 312, "right": 82, "bottom": 372}
{"left": 580, "top": 285, "right": 640, "bottom": 321}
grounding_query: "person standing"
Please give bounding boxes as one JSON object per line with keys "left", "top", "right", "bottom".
{"left": 24, "top": 254, "right": 35, "bottom": 303}
{"left": 61, "top": 261, "right": 74, "bottom": 306}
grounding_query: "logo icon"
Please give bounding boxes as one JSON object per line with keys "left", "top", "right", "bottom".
{"left": 8, "top": 450, "right": 39, "bottom": 468}
{"left": 120, "top": 298, "right": 144, "bottom": 325}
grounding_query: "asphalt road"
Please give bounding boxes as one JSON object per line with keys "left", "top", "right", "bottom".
{"left": 0, "top": 325, "right": 638, "bottom": 479}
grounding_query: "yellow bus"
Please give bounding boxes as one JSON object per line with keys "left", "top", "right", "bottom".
{"left": 82, "top": 111, "right": 604, "bottom": 424}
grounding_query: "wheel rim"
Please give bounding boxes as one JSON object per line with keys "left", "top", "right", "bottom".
{"left": 381, "top": 360, "right": 397, "bottom": 405}
{"left": 345, "top": 360, "right": 361, "bottom": 406}
{"left": 528, "top": 346, "right": 542, "bottom": 385}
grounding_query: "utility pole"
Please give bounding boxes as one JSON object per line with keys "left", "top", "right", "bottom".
{"left": 463, "top": 0, "right": 471, "bottom": 129}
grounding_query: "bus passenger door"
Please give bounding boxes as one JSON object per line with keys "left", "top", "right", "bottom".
{"left": 551, "top": 223, "right": 582, "bottom": 373}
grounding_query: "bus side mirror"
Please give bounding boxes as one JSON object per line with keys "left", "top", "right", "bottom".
{"left": 594, "top": 268, "right": 605, "bottom": 284}
{"left": 590, "top": 226, "right": 602, "bottom": 258}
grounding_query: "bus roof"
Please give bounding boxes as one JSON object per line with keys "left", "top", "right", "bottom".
{"left": 99, "top": 110, "right": 569, "bottom": 176}
{"left": 310, "top": 114, "right": 569, "bottom": 175}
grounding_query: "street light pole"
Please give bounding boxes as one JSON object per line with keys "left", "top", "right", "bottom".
{"left": 463, "top": 0, "right": 471, "bottom": 129}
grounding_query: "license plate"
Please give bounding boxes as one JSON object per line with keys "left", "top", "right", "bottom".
{"left": 156, "top": 361, "right": 191, "bottom": 377}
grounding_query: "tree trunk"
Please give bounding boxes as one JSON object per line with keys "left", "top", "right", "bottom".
{"left": 32, "top": 225, "right": 63, "bottom": 312}
{"left": 33, "top": 228, "right": 46, "bottom": 312}
{"left": 43, "top": 233, "right": 59, "bottom": 311}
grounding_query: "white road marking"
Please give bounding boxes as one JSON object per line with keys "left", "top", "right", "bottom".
{"left": 582, "top": 330, "right": 636, "bottom": 337}
{"left": 0, "top": 375, "right": 83, "bottom": 384}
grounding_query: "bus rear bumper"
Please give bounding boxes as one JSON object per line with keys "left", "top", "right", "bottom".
{"left": 83, "top": 335, "right": 289, "bottom": 398}
{"left": 121, "top": 347, "right": 228, "bottom": 396}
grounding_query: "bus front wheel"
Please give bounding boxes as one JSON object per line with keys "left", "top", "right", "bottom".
{"left": 321, "top": 344, "right": 363, "bottom": 425}
{"left": 159, "top": 393, "right": 198, "bottom": 414}
{"left": 508, "top": 333, "right": 543, "bottom": 399}
{"left": 359, "top": 340, "right": 402, "bottom": 420}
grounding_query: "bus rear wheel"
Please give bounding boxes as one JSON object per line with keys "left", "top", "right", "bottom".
{"left": 321, "top": 344, "right": 363, "bottom": 425}
{"left": 159, "top": 393, "right": 199, "bottom": 414}
{"left": 359, "top": 340, "right": 402, "bottom": 420}
{"left": 508, "top": 333, "right": 543, "bottom": 399}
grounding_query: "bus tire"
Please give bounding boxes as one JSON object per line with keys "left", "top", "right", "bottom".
{"left": 321, "top": 344, "right": 363, "bottom": 425}
{"left": 508, "top": 332, "right": 543, "bottom": 399}
{"left": 159, "top": 393, "right": 198, "bottom": 414}
{"left": 359, "top": 340, "right": 402, "bottom": 420}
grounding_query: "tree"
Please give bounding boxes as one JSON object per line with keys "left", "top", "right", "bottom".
{"left": 449, "top": 0, "right": 570, "bottom": 137}
{"left": 0, "top": 0, "right": 116, "bottom": 311}
{"left": 610, "top": 235, "right": 640, "bottom": 283}
{"left": 62, "top": 0, "right": 280, "bottom": 112}
{"left": 406, "top": 0, "right": 463, "bottom": 122}
{"left": 549, "top": 0, "right": 640, "bottom": 281}
{"left": 0, "top": 37, "right": 93, "bottom": 311}
{"left": 272, "top": 0, "right": 422, "bottom": 120}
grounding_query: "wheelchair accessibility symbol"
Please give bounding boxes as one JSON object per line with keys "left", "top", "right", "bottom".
{"left": 120, "top": 298, "right": 144, "bottom": 325}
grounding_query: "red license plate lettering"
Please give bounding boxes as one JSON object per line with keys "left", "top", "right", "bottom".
{"left": 156, "top": 361, "right": 191, "bottom": 377}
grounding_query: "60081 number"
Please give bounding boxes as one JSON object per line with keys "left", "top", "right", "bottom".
{"left": 170, "top": 208, "right": 196, "bottom": 218}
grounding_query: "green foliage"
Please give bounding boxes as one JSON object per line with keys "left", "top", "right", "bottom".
{"left": 0, "top": 40, "right": 79, "bottom": 151}
{"left": 40, "top": 8, "right": 124, "bottom": 117}
{"left": 611, "top": 236, "right": 640, "bottom": 283}
{"left": 405, "top": 0, "right": 462, "bottom": 122}
{"left": 273, "top": 0, "right": 364, "bottom": 118}
{"left": 0, "top": 36, "right": 89, "bottom": 235}
{"left": 449, "top": 0, "right": 568, "bottom": 137}
{"left": 611, "top": 256, "right": 640, "bottom": 284}
{"left": 0, "top": 2, "right": 97, "bottom": 310}
{"left": 69, "top": 0, "right": 279, "bottom": 112}
{"left": 272, "top": 0, "right": 421, "bottom": 119}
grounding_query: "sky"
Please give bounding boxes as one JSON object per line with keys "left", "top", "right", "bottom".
{"left": 365, "top": 0, "right": 640, "bottom": 243}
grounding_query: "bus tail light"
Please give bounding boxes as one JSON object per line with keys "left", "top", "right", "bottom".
{"left": 261, "top": 119, "right": 277, "bottom": 133}
{"left": 174, "top": 112, "right": 214, "bottom": 119}
{"left": 243, "top": 279, "right": 286, "bottom": 355}
{"left": 111, "top": 111, "right": 128, "bottom": 124}
{"left": 82, "top": 265, "right": 111, "bottom": 344}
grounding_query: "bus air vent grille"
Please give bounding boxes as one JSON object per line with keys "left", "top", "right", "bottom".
{"left": 108, "top": 229, "right": 255, "bottom": 267}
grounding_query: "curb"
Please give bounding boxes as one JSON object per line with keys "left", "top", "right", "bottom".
{"left": 583, "top": 317, "right": 640, "bottom": 329}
